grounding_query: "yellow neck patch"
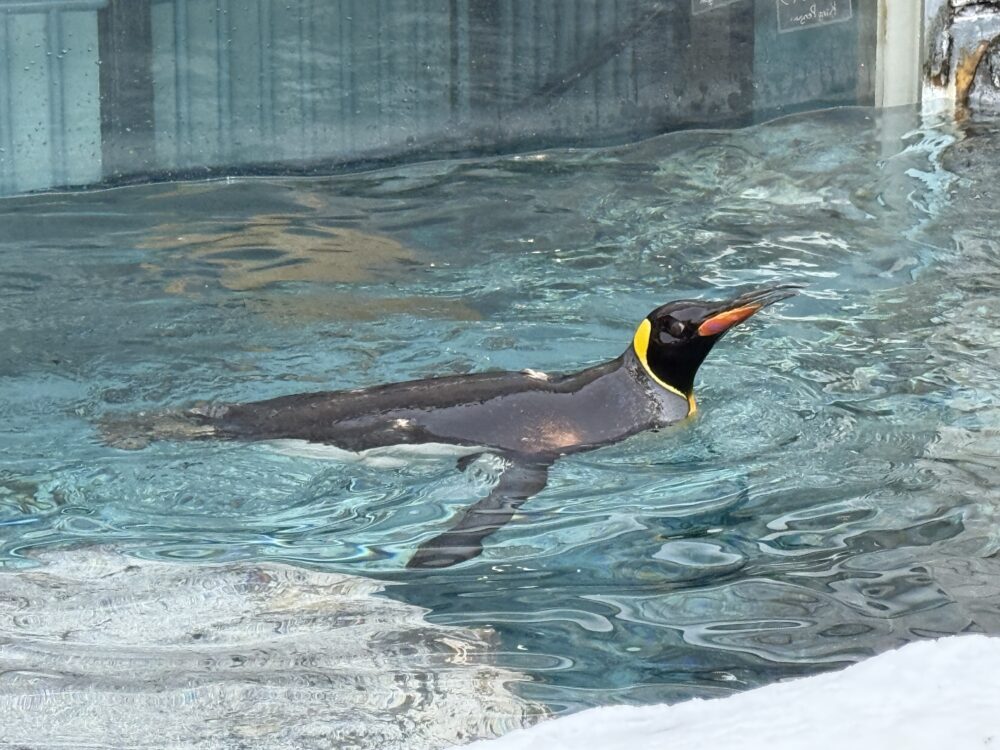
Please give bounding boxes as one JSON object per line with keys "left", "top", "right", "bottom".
{"left": 632, "top": 318, "right": 697, "bottom": 415}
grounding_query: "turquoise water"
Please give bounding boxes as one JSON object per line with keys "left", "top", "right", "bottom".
{"left": 2, "top": 106, "right": 1000, "bottom": 715}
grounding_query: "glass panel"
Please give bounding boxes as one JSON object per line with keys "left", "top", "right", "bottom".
{"left": 0, "top": 0, "right": 878, "bottom": 195}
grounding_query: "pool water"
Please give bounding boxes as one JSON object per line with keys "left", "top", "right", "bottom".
{"left": 2, "top": 106, "right": 1000, "bottom": 723}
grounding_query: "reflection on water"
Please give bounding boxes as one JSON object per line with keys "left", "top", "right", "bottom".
{"left": 2, "top": 106, "right": 1000, "bottom": 734}
{"left": 0, "top": 548, "right": 538, "bottom": 749}
{"left": 136, "top": 187, "right": 485, "bottom": 324}
{"left": 140, "top": 217, "right": 415, "bottom": 291}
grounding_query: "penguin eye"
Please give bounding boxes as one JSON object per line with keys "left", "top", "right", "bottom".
{"left": 668, "top": 320, "right": 686, "bottom": 338}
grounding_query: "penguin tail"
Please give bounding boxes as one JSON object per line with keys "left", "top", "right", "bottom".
{"left": 98, "top": 405, "right": 222, "bottom": 450}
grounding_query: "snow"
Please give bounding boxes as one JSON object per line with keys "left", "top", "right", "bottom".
{"left": 458, "top": 635, "right": 1000, "bottom": 750}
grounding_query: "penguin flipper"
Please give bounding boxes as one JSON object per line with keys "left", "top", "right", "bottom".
{"left": 406, "top": 456, "right": 551, "bottom": 569}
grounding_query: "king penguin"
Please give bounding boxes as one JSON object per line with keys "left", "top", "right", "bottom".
{"left": 104, "top": 284, "right": 798, "bottom": 568}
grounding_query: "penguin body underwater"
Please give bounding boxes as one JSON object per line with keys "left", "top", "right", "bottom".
{"left": 106, "top": 284, "right": 798, "bottom": 568}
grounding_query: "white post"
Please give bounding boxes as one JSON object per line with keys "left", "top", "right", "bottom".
{"left": 876, "top": 0, "right": 924, "bottom": 108}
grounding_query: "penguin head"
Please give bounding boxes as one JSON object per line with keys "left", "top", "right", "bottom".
{"left": 632, "top": 284, "right": 799, "bottom": 397}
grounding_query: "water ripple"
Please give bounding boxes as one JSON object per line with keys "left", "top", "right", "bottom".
{"left": 2, "top": 107, "right": 1000, "bottom": 716}
{"left": 0, "top": 548, "right": 541, "bottom": 749}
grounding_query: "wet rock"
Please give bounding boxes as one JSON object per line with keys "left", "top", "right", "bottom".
{"left": 968, "top": 36, "right": 1000, "bottom": 112}
{"left": 924, "top": 0, "right": 1000, "bottom": 114}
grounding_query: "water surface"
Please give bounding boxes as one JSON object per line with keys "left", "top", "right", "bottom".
{"left": 2, "top": 106, "right": 1000, "bottom": 723}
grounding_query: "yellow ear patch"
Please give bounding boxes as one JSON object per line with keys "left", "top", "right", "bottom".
{"left": 632, "top": 318, "right": 693, "bottom": 410}
{"left": 632, "top": 318, "right": 652, "bottom": 363}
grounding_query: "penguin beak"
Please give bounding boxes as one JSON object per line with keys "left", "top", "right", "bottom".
{"left": 696, "top": 284, "right": 801, "bottom": 337}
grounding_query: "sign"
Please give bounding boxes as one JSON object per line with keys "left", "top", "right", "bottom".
{"left": 692, "top": 0, "right": 746, "bottom": 15}
{"left": 777, "top": 0, "right": 853, "bottom": 33}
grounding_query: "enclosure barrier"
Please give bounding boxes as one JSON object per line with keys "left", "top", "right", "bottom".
{"left": 5, "top": 1, "right": 997, "bottom": 197}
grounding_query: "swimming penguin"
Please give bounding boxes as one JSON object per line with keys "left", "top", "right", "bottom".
{"left": 104, "top": 284, "right": 798, "bottom": 568}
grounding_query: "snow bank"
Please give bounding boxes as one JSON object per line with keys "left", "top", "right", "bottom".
{"left": 459, "top": 635, "right": 1000, "bottom": 750}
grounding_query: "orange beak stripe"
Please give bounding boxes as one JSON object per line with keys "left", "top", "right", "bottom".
{"left": 696, "top": 304, "right": 762, "bottom": 337}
